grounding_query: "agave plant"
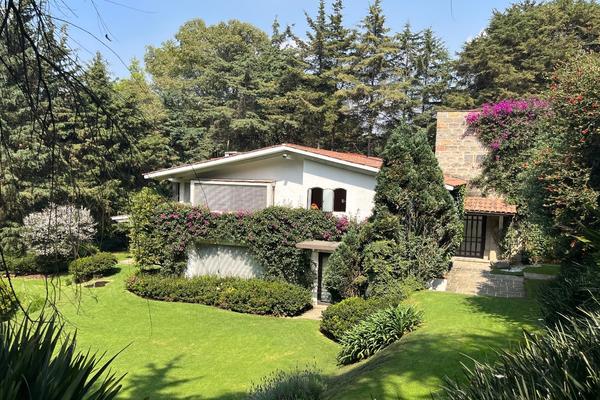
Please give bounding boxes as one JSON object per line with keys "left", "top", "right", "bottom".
{"left": 0, "top": 315, "right": 123, "bottom": 399}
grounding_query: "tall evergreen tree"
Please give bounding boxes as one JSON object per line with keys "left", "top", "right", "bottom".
{"left": 368, "top": 124, "right": 463, "bottom": 287}
{"left": 455, "top": 0, "right": 600, "bottom": 106}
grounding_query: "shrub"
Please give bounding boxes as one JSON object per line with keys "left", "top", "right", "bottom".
{"left": 5, "top": 253, "right": 39, "bottom": 275}
{"left": 337, "top": 304, "right": 422, "bottom": 365}
{"left": 320, "top": 286, "right": 417, "bottom": 341}
{"left": 23, "top": 204, "right": 96, "bottom": 258}
{"left": 441, "top": 307, "right": 600, "bottom": 400}
{"left": 126, "top": 273, "right": 312, "bottom": 317}
{"left": 128, "top": 194, "right": 348, "bottom": 285}
{"left": 0, "top": 223, "right": 27, "bottom": 257}
{"left": 5, "top": 253, "right": 69, "bottom": 276}
{"left": 247, "top": 367, "right": 326, "bottom": 400}
{"left": 0, "top": 315, "right": 122, "bottom": 399}
{"left": 69, "top": 252, "right": 118, "bottom": 283}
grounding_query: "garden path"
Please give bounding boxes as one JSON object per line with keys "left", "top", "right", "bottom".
{"left": 446, "top": 260, "right": 525, "bottom": 298}
{"left": 296, "top": 303, "right": 328, "bottom": 320}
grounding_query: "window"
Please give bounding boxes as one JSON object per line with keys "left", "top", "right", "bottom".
{"left": 308, "top": 187, "right": 323, "bottom": 210}
{"left": 192, "top": 181, "right": 269, "bottom": 212}
{"left": 171, "top": 181, "right": 180, "bottom": 202}
{"left": 333, "top": 188, "right": 346, "bottom": 212}
{"left": 309, "top": 187, "right": 347, "bottom": 212}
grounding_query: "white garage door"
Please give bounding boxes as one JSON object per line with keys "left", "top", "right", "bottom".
{"left": 185, "top": 244, "right": 263, "bottom": 279}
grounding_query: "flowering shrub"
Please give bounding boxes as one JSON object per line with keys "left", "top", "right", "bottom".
{"left": 129, "top": 194, "right": 350, "bottom": 285}
{"left": 23, "top": 204, "right": 96, "bottom": 258}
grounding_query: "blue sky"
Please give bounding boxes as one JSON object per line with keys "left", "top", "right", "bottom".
{"left": 55, "top": 0, "right": 517, "bottom": 78}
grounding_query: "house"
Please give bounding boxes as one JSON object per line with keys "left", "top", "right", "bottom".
{"left": 142, "top": 111, "right": 516, "bottom": 302}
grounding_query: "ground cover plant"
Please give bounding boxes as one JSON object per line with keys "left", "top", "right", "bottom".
{"left": 9, "top": 257, "right": 541, "bottom": 399}
{"left": 126, "top": 272, "right": 312, "bottom": 317}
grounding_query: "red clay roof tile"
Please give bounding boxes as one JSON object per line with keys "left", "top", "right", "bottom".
{"left": 464, "top": 196, "right": 516, "bottom": 215}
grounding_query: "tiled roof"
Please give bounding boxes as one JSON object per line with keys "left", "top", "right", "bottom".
{"left": 464, "top": 196, "right": 517, "bottom": 215}
{"left": 144, "top": 143, "right": 469, "bottom": 188}
{"left": 282, "top": 143, "right": 383, "bottom": 168}
{"left": 443, "top": 175, "right": 467, "bottom": 187}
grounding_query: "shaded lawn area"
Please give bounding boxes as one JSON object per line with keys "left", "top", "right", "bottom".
{"left": 327, "top": 291, "right": 541, "bottom": 400}
{"left": 11, "top": 257, "right": 541, "bottom": 400}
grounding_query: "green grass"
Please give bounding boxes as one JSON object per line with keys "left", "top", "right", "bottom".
{"left": 11, "top": 255, "right": 541, "bottom": 400}
{"left": 523, "top": 264, "right": 561, "bottom": 276}
{"left": 326, "top": 291, "right": 540, "bottom": 399}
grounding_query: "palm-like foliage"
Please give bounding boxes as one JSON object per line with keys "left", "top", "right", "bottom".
{"left": 441, "top": 308, "right": 600, "bottom": 400}
{"left": 0, "top": 315, "right": 123, "bottom": 399}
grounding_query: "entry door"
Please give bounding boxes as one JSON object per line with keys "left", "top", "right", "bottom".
{"left": 457, "top": 215, "right": 486, "bottom": 258}
{"left": 317, "top": 253, "right": 330, "bottom": 302}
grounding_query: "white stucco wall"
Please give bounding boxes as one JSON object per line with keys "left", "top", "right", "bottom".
{"left": 168, "top": 154, "right": 377, "bottom": 220}
{"left": 302, "top": 160, "right": 376, "bottom": 221}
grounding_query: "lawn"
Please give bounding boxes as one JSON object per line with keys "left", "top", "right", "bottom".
{"left": 11, "top": 256, "right": 541, "bottom": 399}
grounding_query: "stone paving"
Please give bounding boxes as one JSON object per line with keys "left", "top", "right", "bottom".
{"left": 446, "top": 260, "right": 525, "bottom": 298}
{"left": 296, "top": 303, "right": 329, "bottom": 320}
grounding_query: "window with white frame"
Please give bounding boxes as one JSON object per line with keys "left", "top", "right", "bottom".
{"left": 308, "top": 187, "right": 346, "bottom": 212}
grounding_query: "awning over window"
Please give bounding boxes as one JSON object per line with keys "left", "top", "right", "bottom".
{"left": 464, "top": 196, "right": 517, "bottom": 215}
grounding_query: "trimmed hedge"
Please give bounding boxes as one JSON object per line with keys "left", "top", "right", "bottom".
{"left": 5, "top": 253, "right": 68, "bottom": 275}
{"left": 126, "top": 273, "right": 312, "bottom": 317}
{"left": 337, "top": 304, "right": 422, "bottom": 365}
{"left": 69, "top": 252, "right": 118, "bottom": 283}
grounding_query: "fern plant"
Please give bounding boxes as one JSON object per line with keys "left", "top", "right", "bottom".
{"left": 0, "top": 315, "right": 123, "bottom": 399}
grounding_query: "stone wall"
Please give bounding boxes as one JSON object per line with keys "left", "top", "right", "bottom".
{"left": 435, "top": 111, "right": 487, "bottom": 183}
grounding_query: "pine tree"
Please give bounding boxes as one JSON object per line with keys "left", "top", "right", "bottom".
{"left": 345, "top": 0, "right": 405, "bottom": 154}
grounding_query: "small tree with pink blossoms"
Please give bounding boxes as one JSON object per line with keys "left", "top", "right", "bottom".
{"left": 23, "top": 204, "right": 96, "bottom": 259}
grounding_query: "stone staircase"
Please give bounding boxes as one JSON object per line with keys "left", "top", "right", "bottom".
{"left": 446, "top": 259, "right": 525, "bottom": 298}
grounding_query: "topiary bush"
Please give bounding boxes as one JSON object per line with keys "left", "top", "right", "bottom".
{"left": 247, "top": 367, "right": 326, "bottom": 400}
{"left": 126, "top": 273, "right": 312, "bottom": 317}
{"left": 441, "top": 307, "right": 600, "bottom": 400}
{"left": 337, "top": 304, "right": 422, "bottom": 365}
{"left": 69, "top": 252, "right": 118, "bottom": 283}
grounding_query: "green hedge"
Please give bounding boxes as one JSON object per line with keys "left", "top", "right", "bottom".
{"left": 337, "top": 304, "right": 422, "bottom": 365}
{"left": 126, "top": 273, "right": 312, "bottom": 317}
{"left": 5, "top": 254, "right": 69, "bottom": 275}
{"left": 69, "top": 252, "right": 118, "bottom": 283}
{"left": 128, "top": 189, "right": 349, "bottom": 286}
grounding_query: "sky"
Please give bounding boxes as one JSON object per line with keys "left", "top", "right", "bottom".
{"left": 54, "top": 0, "right": 517, "bottom": 78}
